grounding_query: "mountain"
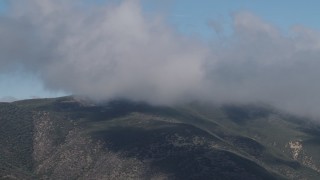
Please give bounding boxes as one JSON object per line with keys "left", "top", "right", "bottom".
{"left": 1, "top": 96, "right": 320, "bottom": 179}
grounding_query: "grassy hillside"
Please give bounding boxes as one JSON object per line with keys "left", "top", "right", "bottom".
{"left": 0, "top": 103, "right": 34, "bottom": 179}
{"left": 0, "top": 96, "right": 320, "bottom": 179}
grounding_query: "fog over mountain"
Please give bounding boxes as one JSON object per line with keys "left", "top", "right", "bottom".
{"left": 1, "top": 0, "right": 320, "bottom": 117}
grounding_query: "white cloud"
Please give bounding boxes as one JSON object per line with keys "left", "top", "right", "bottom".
{"left": 1, "top": 1, "right": 320, "bottom": 117}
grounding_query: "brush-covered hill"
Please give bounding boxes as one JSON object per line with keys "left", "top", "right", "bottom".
{"left": 1, "top": 96, "right": 320, "bottom": 179}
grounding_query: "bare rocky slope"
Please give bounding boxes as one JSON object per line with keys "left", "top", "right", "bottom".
{"left": 1, "top": 96, "right": 320, "bottom": 179}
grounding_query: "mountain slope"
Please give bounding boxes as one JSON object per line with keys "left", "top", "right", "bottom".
{"left": 1, "top": 96, "right": 320, "bottom": 179}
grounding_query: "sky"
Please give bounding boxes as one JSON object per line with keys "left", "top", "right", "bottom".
{"left": 1, "top": 0, "right": 320, "bottom": 118}
{"left": 1, "top": 0, "right": 320, "bottom": 100}
{"left": 160, "top": 0, "right": 320, "bottom": 38}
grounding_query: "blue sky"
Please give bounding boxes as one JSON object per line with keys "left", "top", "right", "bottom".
{"left": 0, "top": 0, "right": 6, "bottom": 12}
{"left": 0, "top": 72, "right": 64, "bottom": 100}
{"left": 168, "top": 0, "right": 320, "bottom": 38}
{"left": 1, "top": 0, "right": 320, "bottom": 101}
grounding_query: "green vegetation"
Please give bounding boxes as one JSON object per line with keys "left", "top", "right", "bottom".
{"left": 1, "top": 97, "right": 320, "bottom": 179}
{"left": 0, "top": 103, "right": 34, "bottom": 178}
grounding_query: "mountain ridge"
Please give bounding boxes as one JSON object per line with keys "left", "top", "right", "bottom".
{"left": 1, "top": 96, "right": 320, "bottom": 179}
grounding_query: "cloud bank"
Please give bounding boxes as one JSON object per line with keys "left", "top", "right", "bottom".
{"left": 1, "top": 0, "right": 320, "bottom": 117}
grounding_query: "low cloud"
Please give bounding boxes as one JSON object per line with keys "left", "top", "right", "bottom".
{"left": 1, "top": 0, "right": 207, "bottom": 104}
{"left": 205, "top": 12, "right": 320, "bottom": 117}
{"left": 1, "top": 1, "right": 320, "bottom": 117}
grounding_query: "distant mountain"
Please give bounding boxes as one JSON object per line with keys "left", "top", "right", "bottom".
{"left": 1, "top": 96, "right": 320, "bottom": 179}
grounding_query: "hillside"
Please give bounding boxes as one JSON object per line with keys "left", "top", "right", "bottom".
{"left": 1, "top": 96, "right": 320, "bottom": 179}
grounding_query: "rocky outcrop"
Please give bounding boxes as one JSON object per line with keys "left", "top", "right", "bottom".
{"left": 286, "top": 140, "right": 320, "bottom": 173}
